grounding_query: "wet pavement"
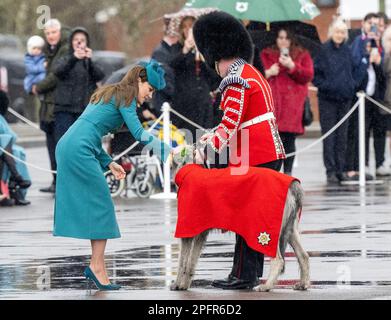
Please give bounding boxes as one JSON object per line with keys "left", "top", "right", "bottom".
{"left": 0, "top": 138, "right": 391, "bottom": 300}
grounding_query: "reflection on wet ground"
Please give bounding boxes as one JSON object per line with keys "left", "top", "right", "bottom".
{"left": 1, "top": 239, "right": 391, "bottom": 295}
{"left": 1, "top": 144, "right": 391, "bottom": 299}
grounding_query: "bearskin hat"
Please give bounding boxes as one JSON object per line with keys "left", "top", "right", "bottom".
{"left": 193, "top": 11, "right": 254, "bottom": 69}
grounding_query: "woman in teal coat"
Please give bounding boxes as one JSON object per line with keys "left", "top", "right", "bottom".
{"left": 53, "top": 60, "right": 171, "bottom": 290}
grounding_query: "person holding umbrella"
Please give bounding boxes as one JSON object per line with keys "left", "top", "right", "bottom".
{"left": 261, "top": 27, "right": 314, "bottom": 175}
{"left": 194, "top": 11, "right": 286, "bottom": 290}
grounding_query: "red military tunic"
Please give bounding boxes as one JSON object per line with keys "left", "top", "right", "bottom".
{"left": 207, "top": 59, "right": 286, "bottom": 166}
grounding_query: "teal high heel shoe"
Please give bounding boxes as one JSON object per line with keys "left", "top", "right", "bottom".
{"left": 84, "top": 267, "right": 121, "bottom": 291}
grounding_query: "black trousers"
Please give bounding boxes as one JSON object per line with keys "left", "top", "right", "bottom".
{"left": 40, "top": 121, "right": 57, "bottom": 182}
{"left": 229, "top": 159, "right": 283, "bottom": 282}
{"left": 54, "top": 111, "right": 82, "bottom": 144}
{"left": 279, "top": 132, "right": 296, "bottom": 174}
{"left": 318, "top": 98, "right": 350, "bottom": 176}
{"left": 345, "top": 98, "right": 387, "bottom": 171}
{"left": 365, "top": 100, "right": 387, "bottom": 168}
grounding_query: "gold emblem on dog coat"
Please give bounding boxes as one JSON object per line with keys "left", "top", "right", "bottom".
{"left": 257, "top": 231, "right": 271, "bottom": 246}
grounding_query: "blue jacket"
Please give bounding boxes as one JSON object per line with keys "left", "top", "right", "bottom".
{"left": 313, "top": 40, "right": 356, "bottom": 102}
{"left": 0, "top": 115, "right": 31, "bottom": 197}
{"left": 24, "top": 53, "right": 46, "bottom": 93}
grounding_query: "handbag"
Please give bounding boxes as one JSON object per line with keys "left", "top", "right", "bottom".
{"left": 302, "top": 97, "right": 313, "bottom": 127}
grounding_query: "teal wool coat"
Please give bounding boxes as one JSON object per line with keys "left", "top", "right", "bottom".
{"left": 53, "top": 98, "right": 170, "bottom": 240}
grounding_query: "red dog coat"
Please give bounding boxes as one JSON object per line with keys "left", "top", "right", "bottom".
{"left": 175, "top": 164, "right": 299, "bottom": 258}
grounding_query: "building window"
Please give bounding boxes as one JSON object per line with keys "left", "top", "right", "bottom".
{"left": 316, "top": 0, "right": 337, "bottom": 7}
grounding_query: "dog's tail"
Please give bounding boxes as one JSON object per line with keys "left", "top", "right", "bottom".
{"left": 278, "top": 181, "right": 304, "bottom": 272}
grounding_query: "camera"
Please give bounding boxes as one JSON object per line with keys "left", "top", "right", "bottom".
{"left": 370, "top": 24, "right": 378, "bottom": 34}
{"left": 280, "top": 47, "right": 289, "bottom": 57}
{"left": 77, "top": 41, "right": 87, "bottom": 52}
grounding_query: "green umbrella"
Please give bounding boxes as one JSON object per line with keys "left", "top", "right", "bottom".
{"left": 184, "top": 0, "right": 320, "bottom": 22}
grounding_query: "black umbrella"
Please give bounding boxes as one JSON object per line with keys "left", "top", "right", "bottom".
{"left": 249, "top": 21, "right": 322, "bottom": 58}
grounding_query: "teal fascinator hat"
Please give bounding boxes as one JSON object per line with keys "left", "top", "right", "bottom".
{"left": 140, "top": 59, "right": 166, "bottom": 91}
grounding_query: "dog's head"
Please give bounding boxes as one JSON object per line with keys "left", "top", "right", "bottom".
{"left": 171, "top": 144, "right": 206, "bottom": 179}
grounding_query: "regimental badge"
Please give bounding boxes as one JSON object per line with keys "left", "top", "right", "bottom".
{"left": 236, "top": 2, "right": 249, "bottom": 13}
{"left": 257, "top": 231, "right": 271, "bottom": 246}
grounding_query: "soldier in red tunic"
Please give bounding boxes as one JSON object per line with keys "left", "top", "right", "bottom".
{"left": 193, "top": 11, "right": 286, "bottom": 289}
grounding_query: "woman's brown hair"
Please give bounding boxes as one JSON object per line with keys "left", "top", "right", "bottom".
{"left": 90, "top": 66, "right": 147, "bottom": 108}
{"left": 272, "top": 28, "right": 304, "bottom": 59}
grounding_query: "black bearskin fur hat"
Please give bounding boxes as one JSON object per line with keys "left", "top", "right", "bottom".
{"left": 193, "top": 11, "right": 254, "bottom": 69}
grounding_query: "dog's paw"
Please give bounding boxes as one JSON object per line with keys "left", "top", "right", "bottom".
{"left": 253, "top": 284, "right": 271, "bottom": 292}
{"left": 170, "top": 281, "right": 187, "bottom": 291}
{"left": 293, "top": 282, "right": 310, "bottom": 291}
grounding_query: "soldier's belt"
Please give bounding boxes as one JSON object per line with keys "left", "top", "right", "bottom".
{"left": 239, "top": 112, "right": 275, "bottom": 130}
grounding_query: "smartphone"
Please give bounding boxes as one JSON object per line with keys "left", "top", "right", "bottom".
{"left": 77, "top": 41, "right": 87, "bottom": 51}
{"left": 280, "top": 47, "right": 289, "bottom": 57}
{"left": 370, "top": 24, "right": 378, "bottom": 34}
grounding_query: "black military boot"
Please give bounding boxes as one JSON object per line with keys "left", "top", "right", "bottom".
{"left": 212, "top": 235, "right": 260, "bottom": 290}
{"left": 9, "top": 181, "right": 30, "bottom": 206}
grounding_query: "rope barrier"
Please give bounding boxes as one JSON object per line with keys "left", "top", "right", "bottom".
{"left": 4, "top": 92, "right": 391, "bottom": 175}
{"left": 7, "top": 107, "right": 40, "bottom": 130}
{"left": 365, "top": 94, "right": 391, "bottom": 114}
{"left": 0, "top": 113, "right": 165, "bottom": 175}
{"left": 112, "top": 113, "right": 164, "bottom": 161}
{"left": 169, "top": 106, "right": 209, "bottom": 132}
{"left": 0, "top": 145, "right": 57, "bottom": 174}
{"left": 285, "top": 100, "right": 360, "bottom": 158}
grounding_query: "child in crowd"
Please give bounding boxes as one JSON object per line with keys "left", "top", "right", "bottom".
{"left": 24, "top": 35, "right": 46, "bottom": 94}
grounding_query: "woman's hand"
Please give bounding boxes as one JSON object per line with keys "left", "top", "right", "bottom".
{"left": 183, "top": 29, "right": 195, "bottom": 54}
{"left": 109, "top": 162, "right": 126, "bottom": 180}
{"left": 74, "top": 47, "right": 87, "bottom": 59}
{"left": 85, "top": 47, "right": 93, "bottom": 59}
{"left": 279, "top": 55, "right": 295, "bottom": 70}
{"left": 31, "top": 85, "right": 38, "bottom": 95}
{"left": 265, "top": 63, "right": 280, "bottom": 78}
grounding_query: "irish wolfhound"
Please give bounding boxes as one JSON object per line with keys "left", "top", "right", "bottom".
{"left": 170, "top": 145, "right": 310, "bottom": 292}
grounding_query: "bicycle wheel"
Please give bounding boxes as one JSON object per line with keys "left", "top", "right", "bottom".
{"left": 104, "top": 171, "right": 125, "bottom": 198}
{"left": 135, "top": 177, "right": 154, "bottom": 198}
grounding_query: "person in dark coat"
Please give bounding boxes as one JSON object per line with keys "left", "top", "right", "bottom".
{"left": 151, "top": 18, "right": 182, "bottom": 115}
{"left": 53, "top": 27, "right": 105, "bottom": 144}
{"left": 170, "top": 16, "right": 220, "bottom": 143}
{"left": 33, "top": 19, "right": 69, "bottom": 193}
{"left": 313, "top": 19, "right": 356, "bottom": 184}
{"left": 347, "top": 13, "right": 388, "bottom": 179}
